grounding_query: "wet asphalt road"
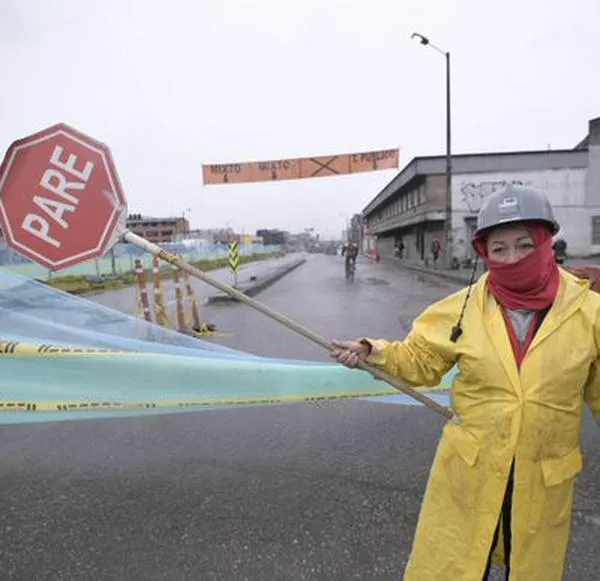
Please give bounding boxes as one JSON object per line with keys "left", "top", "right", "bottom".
{"left": 198, "top": 254, "right": 456, "bottom": 362}
{"left": 1, "top": 255, "right": 599, "bottom": 580}
{"left": 88, "top": 254, "right": 304, "bottom": 319}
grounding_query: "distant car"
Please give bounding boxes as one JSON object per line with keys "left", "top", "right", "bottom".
{"left": 324, "top": 245, "right": 337, "bottom": 255}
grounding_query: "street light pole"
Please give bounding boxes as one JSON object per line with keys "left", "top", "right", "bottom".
{"left": 445, "top": 50, "right": 452, "bottom": 269}
{"left": 411, "top": 33, "right": 453, "bottom": 269}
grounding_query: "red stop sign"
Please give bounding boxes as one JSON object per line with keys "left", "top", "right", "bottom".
{"left": 0, "top": 123, "right": 127, "bottom": 270}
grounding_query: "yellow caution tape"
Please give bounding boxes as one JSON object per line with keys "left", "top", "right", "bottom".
{"left": 0, "top": 340, "right": 133, "bottom": 357}
{"left": 0, "top": 389, "right": 398, "bottom": 413}
{"left": 189, "top": 328, "right": 234, "bottom": 338}
{"left": 156, "top": 248, "right": 179, "bottom": 265}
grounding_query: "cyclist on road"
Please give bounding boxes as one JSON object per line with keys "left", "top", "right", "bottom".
{"left": 341, "top": 239, "right": 359, "bottom": 277}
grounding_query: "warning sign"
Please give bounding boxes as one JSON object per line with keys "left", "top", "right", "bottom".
{"left": 228, "top": 241, "right": 240, "bottom": 272}
{"left": 202, "top": 148, "right": 400, "bottom": 185}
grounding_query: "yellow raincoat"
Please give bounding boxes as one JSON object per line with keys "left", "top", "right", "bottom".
{"left": 366, "top": 269, "right": 600, "bottom": 580}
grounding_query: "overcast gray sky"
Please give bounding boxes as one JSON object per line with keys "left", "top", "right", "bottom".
{"left": 1, "top": 0, "right": 599, "bottom": 239}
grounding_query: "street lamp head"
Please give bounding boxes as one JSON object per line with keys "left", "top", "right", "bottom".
{"left": 411, "top": 32, "right": 447, "bottom": 57}
{"left": 411, "top": 32, "right": 429, "bottom": 46}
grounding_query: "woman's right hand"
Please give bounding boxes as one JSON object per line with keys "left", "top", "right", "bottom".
{"left": 331, "top": 340, "right": 371, "bottom": 368}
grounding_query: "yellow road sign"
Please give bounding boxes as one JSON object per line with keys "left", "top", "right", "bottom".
{"left": 228, "top": 241, "right": 240, "bottom": 272}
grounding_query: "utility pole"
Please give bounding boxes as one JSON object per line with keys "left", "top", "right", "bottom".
{"left": 412, "top": 32, "right": 453, "bottom": 268}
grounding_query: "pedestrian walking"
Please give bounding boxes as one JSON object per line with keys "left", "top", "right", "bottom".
{"left": 430, "top": 238, "right": 441, "bottom": 267}
{"left": 395, "top": 241, "right": 405, "bottom": 259}
{"left": 332, "top": 184, "right": 600, "bottom": 580}
{"left": 553, "top": 237, "right": 567, "bottom": 264}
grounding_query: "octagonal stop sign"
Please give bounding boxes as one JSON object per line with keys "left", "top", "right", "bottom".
{"left": 0, "top": 123, "right": 127, "bottom": 270}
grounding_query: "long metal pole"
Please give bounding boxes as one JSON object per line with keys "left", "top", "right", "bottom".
{"left": 123, "top": 230, "right": 456, "bottom": 421}
{"left": 444, "top": 51, "right": 453, "bottom": 269}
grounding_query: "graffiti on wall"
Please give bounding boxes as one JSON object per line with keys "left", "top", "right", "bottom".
{"left": 460, "top": 179, "right": 533, "bottom": 213}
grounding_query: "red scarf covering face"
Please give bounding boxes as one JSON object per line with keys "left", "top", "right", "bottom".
{"left": 472, "top": 222, "right": 560, "bottom": 310}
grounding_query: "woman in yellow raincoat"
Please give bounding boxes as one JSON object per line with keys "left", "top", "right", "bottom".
{"left": 333, "top": 184, "right": 600, "bottom": 580}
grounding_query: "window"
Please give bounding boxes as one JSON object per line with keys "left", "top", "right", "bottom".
{"left": 592, "top": 217, "right": 600, "bottom": 245}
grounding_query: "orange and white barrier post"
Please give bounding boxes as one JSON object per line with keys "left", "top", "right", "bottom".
{"left": 173, "top": 267, "right": 187, "bottom": 331}
{"left": 134, "top": 259, "right": 153, "bottom": 323}
{"left": 151, "top": 255, "right": 170, "bottom": 327}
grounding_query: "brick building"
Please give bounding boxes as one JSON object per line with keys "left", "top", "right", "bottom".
{"left": 126, "top": 214, "right": 189, "bottom": 244}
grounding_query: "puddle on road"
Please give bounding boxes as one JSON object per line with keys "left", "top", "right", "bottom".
{"left": 414, "top": 273, "right": 458, "bottom": 288}
{"left": 364, "top": 277, "right": 390, "bottom": 286}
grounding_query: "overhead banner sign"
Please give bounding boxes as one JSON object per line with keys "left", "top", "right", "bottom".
{"left": 202, "top": 148, "right": 400, "bottom": 185}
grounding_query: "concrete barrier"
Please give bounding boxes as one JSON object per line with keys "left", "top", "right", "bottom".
{"left": 207, "top": 258, "right": 307, "bottom": 304}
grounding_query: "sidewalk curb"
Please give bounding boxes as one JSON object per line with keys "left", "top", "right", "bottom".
{"left": 383, "top": 258, "right": 477, "bottom": 286}
{"left": 390, "top": 258, "right": 600, "bottom": 286}
{"left": 207, "top": 258, "right": 307, "bottom": 304}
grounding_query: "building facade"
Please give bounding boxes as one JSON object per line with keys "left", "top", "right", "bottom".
{"left": 126, "top": 214, "right": 189, "bottom": 244}
{"left": 256, "top": 229, "right": 288, "bottom": 245}
{"left": 347, "top": 214, "right": 363, "bottom": 247}
{"left": 362, "top": 116, "right": 600, "bottom": 260}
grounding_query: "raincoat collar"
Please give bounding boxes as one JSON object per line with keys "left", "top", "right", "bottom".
{"left": 527, "top": 268, "right": 591, "bottom": 353}
{"left": 473, "top": 270, "right": 591, "bottom": 391}
{"left": 476, "top": 276, "right": 521, "bottom": 392}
